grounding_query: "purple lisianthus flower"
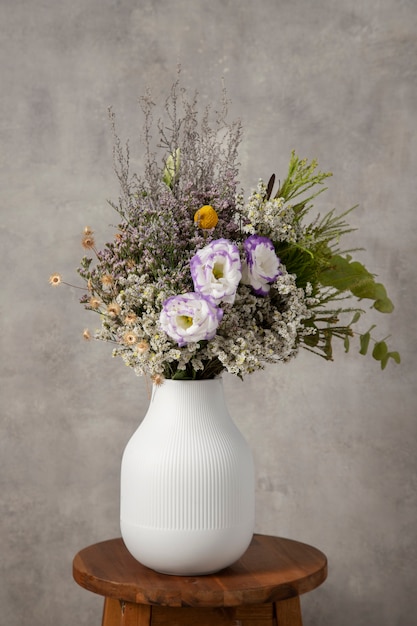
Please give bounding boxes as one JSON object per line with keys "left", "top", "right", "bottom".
{"left": 159, "top": 292, "right": 223, "bottom": 347}
{"left": 241, "top": 235, "right": 281, "bottom": 296}
{"left": 190, "top": 238, "right": 242, "bottom": 305}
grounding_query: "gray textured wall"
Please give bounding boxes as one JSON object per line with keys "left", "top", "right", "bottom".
{"left": 1, "top": 1, "right": 416, "bottom": 625}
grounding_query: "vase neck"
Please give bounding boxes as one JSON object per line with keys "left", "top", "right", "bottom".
{"left": 146, "top": 378, "right": 229, "bottom": 427}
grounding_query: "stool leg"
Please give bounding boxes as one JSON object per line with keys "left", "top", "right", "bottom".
{"left": 101, "top": 598, "right": 152, "bottom": 626}
{"left": 102, "top": 598, "right": 123, "bottom": 626}
{"left": 120, "top": 602, "right": 152, "bottom": 626}
{"left": 274, "top": 596, "right": 303, "bottom": 626}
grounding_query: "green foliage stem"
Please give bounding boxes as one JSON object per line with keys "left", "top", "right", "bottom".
{"left": 272, "top": 152, "right": 399, "bottom": 368}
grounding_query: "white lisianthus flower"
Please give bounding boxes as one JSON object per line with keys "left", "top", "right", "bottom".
{"left": 241, "top": 235, "right": 281, "bottom": 296}
{"left": 160, "top": 293, "right": 223, "bottom": 347}
{"left": 190, "top": 238, "right": 242, "bottom": 304}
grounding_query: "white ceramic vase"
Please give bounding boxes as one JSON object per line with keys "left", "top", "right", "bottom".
{"left": 120, "top": 378, "right": 255, "bottom": 575}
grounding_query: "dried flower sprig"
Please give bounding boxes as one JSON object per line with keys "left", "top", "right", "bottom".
{"left": 49, "top": 273, "right": 87, "bottom": 290}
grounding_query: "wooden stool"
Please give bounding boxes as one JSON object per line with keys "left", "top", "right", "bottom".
{"left": 73, "top": 533, "right": 327, "bottom": 626}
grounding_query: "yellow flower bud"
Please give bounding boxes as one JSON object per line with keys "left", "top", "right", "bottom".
{"left": 194, "top": 205, "right": 219, "bottom": 230}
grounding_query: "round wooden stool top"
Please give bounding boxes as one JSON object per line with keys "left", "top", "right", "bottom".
{"left": 73, "top": 534, "right": 327, "bottom": 608}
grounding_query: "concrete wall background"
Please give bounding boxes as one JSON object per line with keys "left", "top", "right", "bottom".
{"left": 1, "top": 1, "right": 416, "bottom": 624}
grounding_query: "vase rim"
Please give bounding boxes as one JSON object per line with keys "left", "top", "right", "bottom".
{"left": 156, "top": 377, "right": 222, "bottom": 385}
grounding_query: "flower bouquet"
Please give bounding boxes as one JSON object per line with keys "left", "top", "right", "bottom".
{"left": 51, "top": 80, "right": 399, "bottom": 380}
{"left": 50, "top": 79, "right": 400, "bottom": 575}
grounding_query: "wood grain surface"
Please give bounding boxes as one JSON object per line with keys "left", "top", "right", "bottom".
{"left": 73, "top": 534, "right": 327, "bottom": 609}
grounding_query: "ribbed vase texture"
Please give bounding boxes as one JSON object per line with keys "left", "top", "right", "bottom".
{"left": 120, "top": 378, "right": 255, "bottom": 575}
